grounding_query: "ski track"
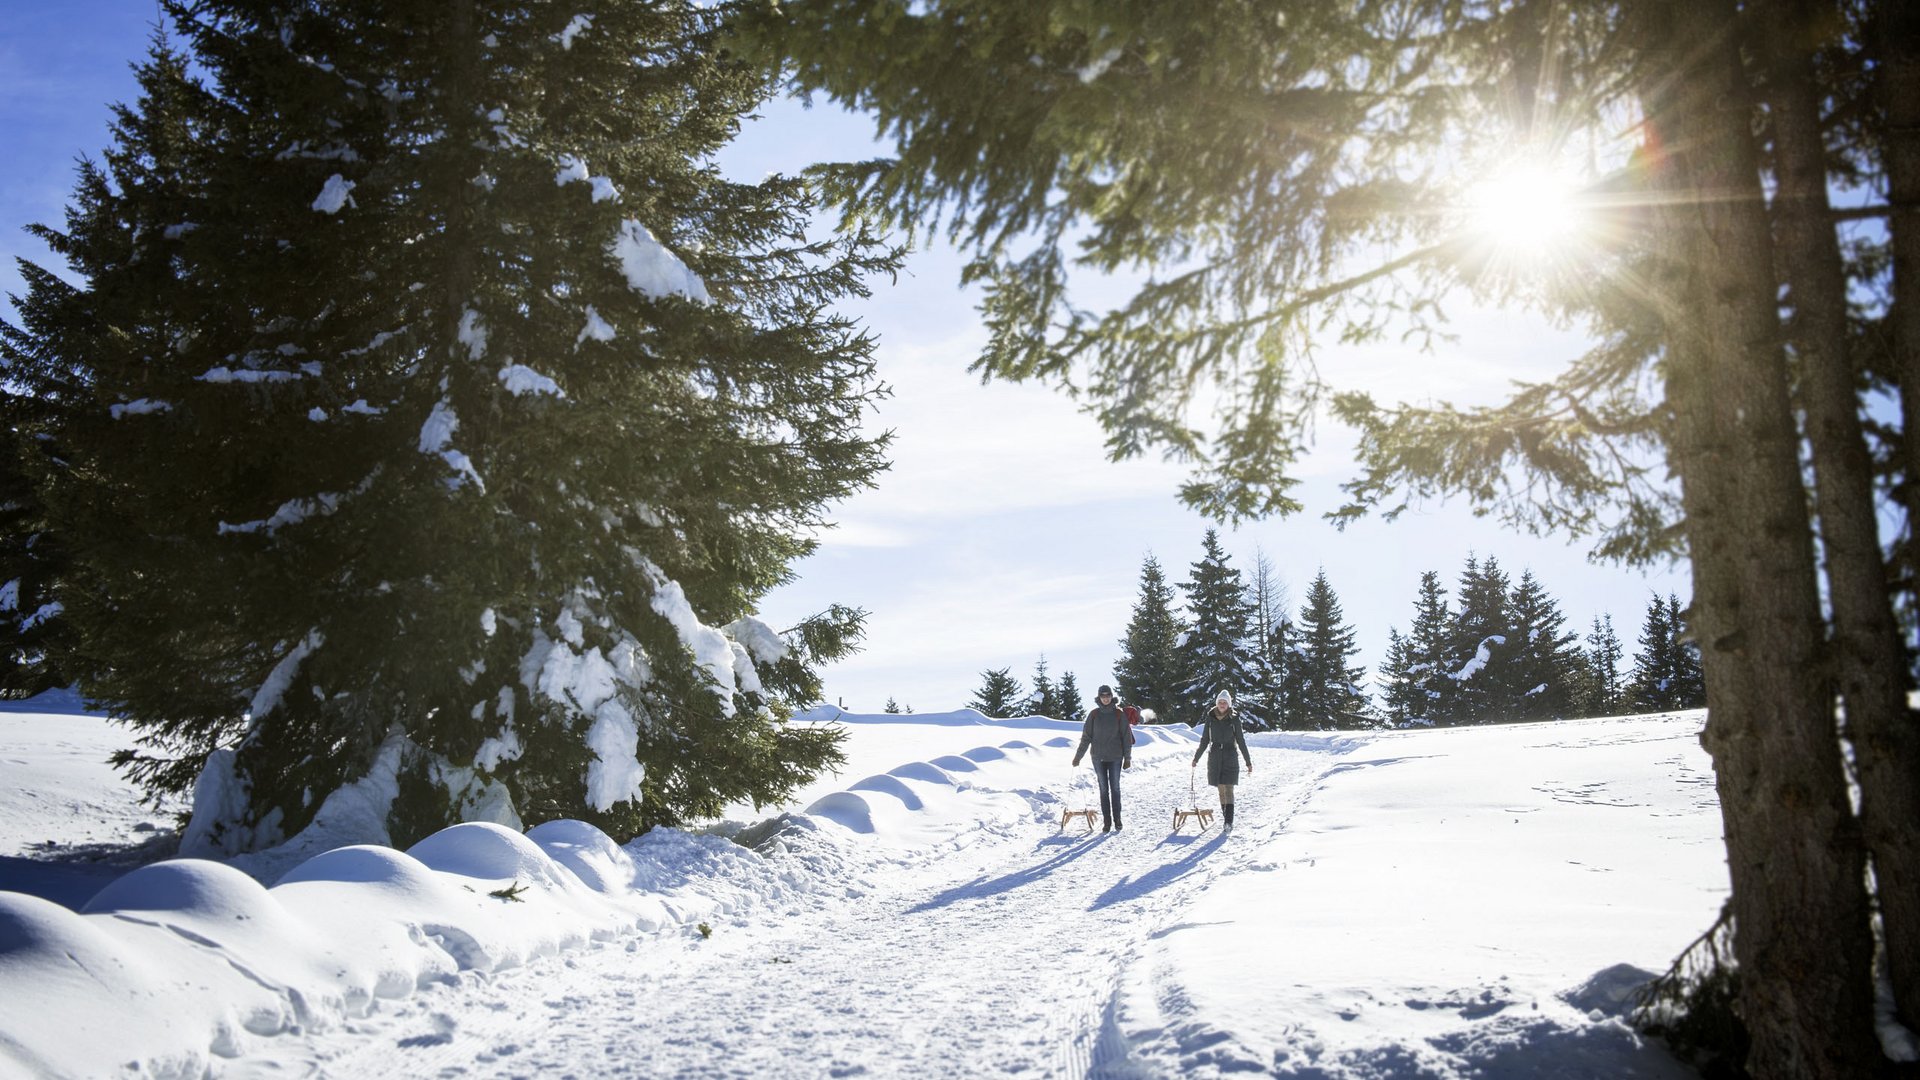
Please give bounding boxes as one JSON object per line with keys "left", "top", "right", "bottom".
{"left": 250, "top": 748, "right": 1327, "bottom": 1079}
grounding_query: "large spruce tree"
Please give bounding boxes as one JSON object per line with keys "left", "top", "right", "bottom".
{"left": 752, "top": 1, "right": 1918, "bottom": 1065}
{"left": 2, "top": 1, "right": 899, "bottom": 850}
{"left": 1112, "top": 553, "right": 1183, "bottom": 722}
{"left": 1175, "top": 529, "right": 1256, "bottom": 724}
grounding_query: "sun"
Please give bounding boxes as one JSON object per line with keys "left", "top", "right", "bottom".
{"left": 1463, "top": 160, "right": 1590, "bottom": 263}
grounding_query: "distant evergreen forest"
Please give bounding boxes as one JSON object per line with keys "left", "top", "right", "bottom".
{"left": 958, "top": 529, "right": 1703, "bottom": 729}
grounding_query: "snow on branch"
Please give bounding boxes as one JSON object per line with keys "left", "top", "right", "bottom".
{"left": 110, "top": 399, "right": 173, "bottom": 419}
{"left": 312, "top": 174, "right": 357, "bottom": 214}
{"left": 611, "top": 220, "right": 710, "bottom": 304}
{"left": 555, "top": 14, "right": 594, "bottom": 49}
{"left": 249, "top": 629, "right": 324, "bottom": 721}
{"left": 498, "top": 364, "right": 566, "bottom": 398}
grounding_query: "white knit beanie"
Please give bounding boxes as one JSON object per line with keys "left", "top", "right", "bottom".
{"left": 1215, "top": 689, "right": 1233, "bottom": 706}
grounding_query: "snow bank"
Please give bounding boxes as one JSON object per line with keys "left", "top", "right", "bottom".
{"left": 0, "top": 708, "right": 1142, "bottom": 1077}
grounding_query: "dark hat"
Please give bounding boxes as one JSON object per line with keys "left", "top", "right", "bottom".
{"left": 1097, "top": 685, "right": 1113, "bottom": 696}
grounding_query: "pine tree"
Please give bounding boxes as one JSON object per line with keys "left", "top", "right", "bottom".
{"left": 882, "top": 697, "right": 902, "bottom": 714}
{"left": 1447, "top": 555, "right": 1512, "bottom": 723}
{"left": 1057, "top": 670, "right": 1084, "bottom": 719}
{"left": 1241, "top": 550, "right": 1287, "bottom": 731}
{"left": 1113, "top": 553, "right": 1184, "bottom": 723}
{"left": 1027, "top": 655, "right": 1061, "bottom": 719}
{"left": 754, "top": 2, "right": 1902, "bottom": 1063}
{"left": 1665, "top": 594, "right": 1706, "bottom": 708}
{"left": 1502, "top": 569, "right": 1581, "bottom": 722}
{"left": 1403, "top": 570, "right": 1455, "bottom": 726}
{"left": 1295, "top": 569, "right": 1371, "bottom": 729}
{"left": 2, "top": 5, "right": 899, "bottom": 850}
{"left": 1628, "top": 593, "right": 1703, "bottom": 711}
{"left": 1583, "top": 614, "right": 1627, "bottom": 716}
{"left": 1175, "top": 529, "right": 1257, "bottom": 724}
{"left": 0, "top": 421, "right": 71, "bottom": 700}
{"left": 1376, "top": 627, "right": 1416, "bottom": 727}
{"left": 966, "top": 667, "right": 1025, "bottom": 718}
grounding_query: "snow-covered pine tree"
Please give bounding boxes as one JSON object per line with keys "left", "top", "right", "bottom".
{"left": 966, "top": 667, "right": 1025, "bottom": 718}
{"left": 1294, "top": 568, "right": 1370, "bottom": 729}
{"left": 1402, "top": 570, "right": 1454, "bottom": 725}
{"left": 1502, "top": 569, "right": 1581, "bottom": 722}
{"left": 5, "top": 3, "right": 898, "bottom": 850}
{"left": 1057, "top": 669, "right": 1084, "bottom": 720}
{"left": 1027, "top": 655, "right": 1060, "bottom": 719}
{"left": 882, "top": 697, "right": 902, "bottom": 714}
{"left": 1175, "top": 529, "right": 1256, "bottom": 724}
{"left": 1113, "top": 553, "right": 1183, "bottom": 723}
{"left": 1583, "top": 613, "right": 1626, "bottom": 716}
{"left": 1447, "top": 554, "right": 1512, "bottom": 723}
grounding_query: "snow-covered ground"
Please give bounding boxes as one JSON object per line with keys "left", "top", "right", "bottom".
{"left": 0, "top": 700, "right": 1726, "bottom": 1078}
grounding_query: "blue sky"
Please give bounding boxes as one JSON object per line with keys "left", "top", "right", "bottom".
{"left": 0, "top": 3, "right": 1691, "bottom": 716}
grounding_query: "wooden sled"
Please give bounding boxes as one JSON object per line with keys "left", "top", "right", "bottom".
{"left": 1060, "top": 808, "right": 1099, "bottom": 832}
{"left": 1173, "top": 766, "right": 1214, "bottom": 831}
{"left": 1171, "top": 806, "right": 1215, "bottom": 831}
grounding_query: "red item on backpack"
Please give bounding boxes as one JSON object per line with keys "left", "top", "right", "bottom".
{"left": 1122, "top": 704, "right": 1141, "bottom": 744}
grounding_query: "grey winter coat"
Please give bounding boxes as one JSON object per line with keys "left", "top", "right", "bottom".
{"left": 1193, "top": 709, "right": 1252, "bottom": 786}
{"left": 1073, "top": 703, "right": 1133, "bottom": 765}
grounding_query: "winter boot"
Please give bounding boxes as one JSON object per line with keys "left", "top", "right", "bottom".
{"left": 1101, "top": 817, "right": 1112, "bottom": 833}
{"left": 1115, "top": 817, "right": 1123, "bottom": 831}
{"left": 1223, "top": 804, "right": 1235, "bottom": 828}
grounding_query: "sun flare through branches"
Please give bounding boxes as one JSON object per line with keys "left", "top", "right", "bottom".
{"left": 1462, "top": 159, "right": 1594, "bottom": 269}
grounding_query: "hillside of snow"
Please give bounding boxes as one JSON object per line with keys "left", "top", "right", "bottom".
{"left": 0, "top": 701, "right": 1725, "bottom": 1078}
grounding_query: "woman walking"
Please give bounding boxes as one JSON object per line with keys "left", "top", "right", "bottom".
{"left": 1192, "top": 690, "right": 1254, "bottom": 828}
{"left": 1071, "top": 685, "right": 1132, "bottom": 832}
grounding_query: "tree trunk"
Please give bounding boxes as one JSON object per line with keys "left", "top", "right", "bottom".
{"left": 1635, "top": 1, "right": 1882, "bottom": 1075}
{"left": 1877, "top": 0, "right": 1920, "bottom": 605}
{"left": 1767, "top": 0, "right": 1920, "bottom": 1033}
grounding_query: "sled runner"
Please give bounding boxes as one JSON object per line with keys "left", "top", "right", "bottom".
{"left": 1172, "top": 767, "right": 1214, "bottom": 832}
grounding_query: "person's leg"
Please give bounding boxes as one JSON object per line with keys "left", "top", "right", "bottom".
{"left": 1218, "top": 783, "right": 1236, "bottom": 827}
{"left": 1097, "top": 760, "right": 1117, "bottom": 830}
{"left": 1112, "top": 762, "right": 1123, "bottom": 829}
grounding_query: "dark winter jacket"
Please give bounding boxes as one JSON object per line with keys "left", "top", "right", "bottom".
{"left": 1192, "top": 709, "right": 1252, "bottom": 786}
{"left": 1073, "top": 703, "right": 1133, "bottom": 765}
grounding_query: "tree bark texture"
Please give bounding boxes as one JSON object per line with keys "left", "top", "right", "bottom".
{"left": 1636, "top": 1, "right": 1882, "bottom": 1075}
{"left": 1877, "top": 0, "right": 1920, "bottom": 601}
{"left": 1765, "top": 0, "right": 1920, "bottom": 1032}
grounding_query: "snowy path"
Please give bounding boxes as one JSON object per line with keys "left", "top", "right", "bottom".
{"left": 250, "top": 749, "right": 1322, "bottom": 1079}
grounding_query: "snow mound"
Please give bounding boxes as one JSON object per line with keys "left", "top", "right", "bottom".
{"left": 527, "top": 819, "right": 636, "bottom": 894}
{"left": 407, "top": 821, "right": 581, "bottom": 892}
{"left": 82, "top": 858, "right": 275, "bottom": 918}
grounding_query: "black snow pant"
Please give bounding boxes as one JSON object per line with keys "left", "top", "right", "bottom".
{"left": 1094, "top": 759, "right": 1123, "bottom": 825}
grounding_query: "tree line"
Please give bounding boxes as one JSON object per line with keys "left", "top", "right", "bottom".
{"left": 956, "top": 528, "right": 1702, "bottom": 728}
